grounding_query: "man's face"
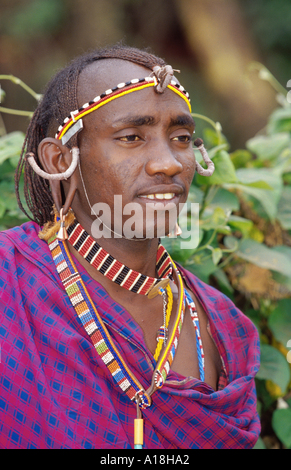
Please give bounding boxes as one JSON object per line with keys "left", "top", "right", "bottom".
{"left": 75, "top": 59, "right": 196, "bottom": 238}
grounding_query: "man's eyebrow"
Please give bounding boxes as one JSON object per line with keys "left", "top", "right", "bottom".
{"left": 111, "top": 114, "right": 195, "bottom": 129}
{"left": 112, "top": 115, "right": 156, "bottom": 127}
{"left": 169, "top": 115, "right": 195, "bottom": 129}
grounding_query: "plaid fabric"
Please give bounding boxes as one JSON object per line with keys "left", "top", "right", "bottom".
{"left": 0, "top": 222, "right": 260, "bottom": 449}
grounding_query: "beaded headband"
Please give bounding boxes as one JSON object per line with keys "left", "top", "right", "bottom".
{"left": 26, "top": 65, "right": 215, "bottom": 180}
{"left": 55, "top": 76, "right": 191, "bottom": 145}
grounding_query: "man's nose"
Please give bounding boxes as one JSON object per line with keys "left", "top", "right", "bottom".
{"left": 144, "top": 142, "right": 183, "bottom": 177}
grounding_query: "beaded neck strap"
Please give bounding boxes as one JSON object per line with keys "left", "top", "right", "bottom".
{"left": 66, "top": 220, "right": 173, "bottom": 297}
{"left": 55, "top": 76, "right": 191, "bottom": 145}
{"left": 47, "top": 231, "right": 186, "bottom": 407}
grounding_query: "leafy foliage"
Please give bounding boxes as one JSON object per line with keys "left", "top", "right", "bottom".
{"left": 1, "top": 72, "right": 291, "bottom": 448}
{"left": 163, "top": 84, "right": 291, "bottom": 449}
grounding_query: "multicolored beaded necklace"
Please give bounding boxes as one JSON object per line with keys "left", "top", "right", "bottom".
{"left": 48, "top": 221, "right": 205, "bottom": 449}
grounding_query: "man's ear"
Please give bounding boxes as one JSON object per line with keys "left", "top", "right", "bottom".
{"left": 37, "top": 137, "right": 72, "bottom": 175}
{"left": 37, "top": 138, "right": 78, "bottom": 214}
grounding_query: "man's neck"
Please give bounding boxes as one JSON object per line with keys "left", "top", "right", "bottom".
{"left": 74, "top": 212, "right": 161, "bottom": 279}
{"left": 66, "top": 236, "right": 162, "bottom": 309}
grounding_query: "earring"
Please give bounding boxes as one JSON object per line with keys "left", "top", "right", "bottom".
{"left": 57, "top": 208, "right": 69, "bottom": 240}
{"left": 26, "top": 147, "right": 79, "bottom": 181}
{"left": 174, "top": 223, "right": 182, "bottom": 236}
{"left": 167, "top": 222, "right": 182, "bottom": 238}
{"left": 194, "top": 138, "right": 215, "bottom": 177}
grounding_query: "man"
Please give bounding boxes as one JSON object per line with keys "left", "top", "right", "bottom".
{"left": 0, "top": 45, "right": 260, "bottom": 449}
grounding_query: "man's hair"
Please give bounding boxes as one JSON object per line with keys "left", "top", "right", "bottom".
{"left": 15, "top": 44, "right": 166, "bottom": 227}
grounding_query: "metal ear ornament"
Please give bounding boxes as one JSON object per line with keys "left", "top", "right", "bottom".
{"left": 194, "top": 138, "right": 215, "bottom": 177}
{"left": 26, "top": 147, "right": 80, "bottom": 181}
{"left": 56, "top": 208, "right": 69, "bottom": 240}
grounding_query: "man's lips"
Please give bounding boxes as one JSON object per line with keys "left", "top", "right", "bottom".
{"left": 137, "top": 184, "right": 184, "bottom": 202}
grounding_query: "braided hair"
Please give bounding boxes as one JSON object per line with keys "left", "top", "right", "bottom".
{"left": 15, "top": 44, "right": 166, "bottom": 227}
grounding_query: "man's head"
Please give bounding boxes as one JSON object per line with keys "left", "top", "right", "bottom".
{"left": 18, "top": 46, "right": 203, "bottom": 239}
{"left": 69, "top": 58, "right": 195, "bottom": 239}
{"left": 15, "top": 44, "right": 181, "bottom": 227}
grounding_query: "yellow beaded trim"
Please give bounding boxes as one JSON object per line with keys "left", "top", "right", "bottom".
{"left": 153, "top": 284, "right": 173, "bottom": 361}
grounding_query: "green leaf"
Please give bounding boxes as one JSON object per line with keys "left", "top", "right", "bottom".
{"left": 224, "top": 183, "right": 278, "bottom": 220}
{"left": 0, "top": 199, "right": 6, "bottom": 218}
{"left": 246, "top": 133, "right": 290, "bottom": 160}
{"left": 188, "top": 184, "right": 204, "bottom": 205}
{"left": 228, "top": 215, "right": 253, "bottom": 237}
{"left": 0, "top": 180, "right": 20, "bottom": 212}
{"left": 0, "top": 159, "right": 16, "bottom": 179}
{"left": 202, "top": 128, "right": 228, "bottom": 148}
{"left": 212, "top": 269, "right": 234, "bottom": 295}
{"left": 201, "top": 207, "right": 231, "bottom": 234}
{"left": 186, "top": 255, "right": 217, "bottom": 283}
{"left": 161, "top": 235, "right": 198, "bottom": 264}
{"left": 268, "top": 299, "right": 291, "bottom": 347}
{"left": 230, "top": 149, "right": 253, "bottom": 169}
{"left": 207, "top": 144, "right": 229, "bottom": 160}
{"left": 196, "top": 150, "right": 238, "bottom": 186}
{"left": 244, "top": 180, "right": 274, "bottom": 189}
{"left": 0, "top": 180, "right": 29, "bottom": 225}
{"left": 211, "top": 247, "right": 223, "bottom": 265}
{"left": 0, "top": 131, "right": 25, "bottom": 165}
{"left": 272, "top": 408, "right": 291, "bottom": 448}
{"left": 267, "top": 107, "right": 291, "bottom": 135}
{"left": 225, "top": 168, "right": 283, "bottom": 220}
{"left": 222, "top": 235, "right": 239, "bottom": 251}
{"left": 205, "top": 187, "right": 240, "bottom": 212}
{"left": 236, "top": 168, "right": 283, "bottom": 188}
{"left": 257, "top": 344, "right": 290, "bottom": 393}
{"left": 224, "top": 237, "right": 291, "bottom": 277}
{"left": 271, "top": 245, "right": 291, "bottom": 290}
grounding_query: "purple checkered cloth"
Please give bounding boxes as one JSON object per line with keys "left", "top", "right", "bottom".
{"left": 0, "top": 222, "right": 260, "bottom": 449}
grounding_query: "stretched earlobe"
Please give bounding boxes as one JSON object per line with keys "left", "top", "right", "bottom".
{"left": 50, "top": 176, "right": 77, "bottom": 215}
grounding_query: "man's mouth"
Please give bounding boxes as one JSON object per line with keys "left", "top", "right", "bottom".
{"left": 140, "top": 193, "right": 176, "bottom": 201}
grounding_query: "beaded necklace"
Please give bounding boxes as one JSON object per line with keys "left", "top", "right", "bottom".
{"left": 66, "top": 220, "right": 172, "bottom": 296}
{"left": 48, "top": 223, "right": 205, "bottom": 449}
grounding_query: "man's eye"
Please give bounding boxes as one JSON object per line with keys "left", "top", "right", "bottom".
{"left": 172, "top": 135, "right": 191, "bottom": 143}
{"left": 119, "top": 135, "right": 140, "bottom": 142}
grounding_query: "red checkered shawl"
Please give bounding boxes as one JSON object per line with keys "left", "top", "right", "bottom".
{"left": 0, "top": 222, "right": 260, "bottom": 449}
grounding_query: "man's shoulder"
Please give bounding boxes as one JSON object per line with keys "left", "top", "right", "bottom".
{"left": 0, "top": 221, "right": 40, "bottom": 246}
{"left": 0, "top": 221, "right": 51, "bottom": 267}
{"left": 0, "top": 221, "right": 61, "bottom": 300}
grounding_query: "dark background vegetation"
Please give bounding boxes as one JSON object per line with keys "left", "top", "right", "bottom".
{"left": 1, "top": 0, "right": 291, "bottom": 148}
